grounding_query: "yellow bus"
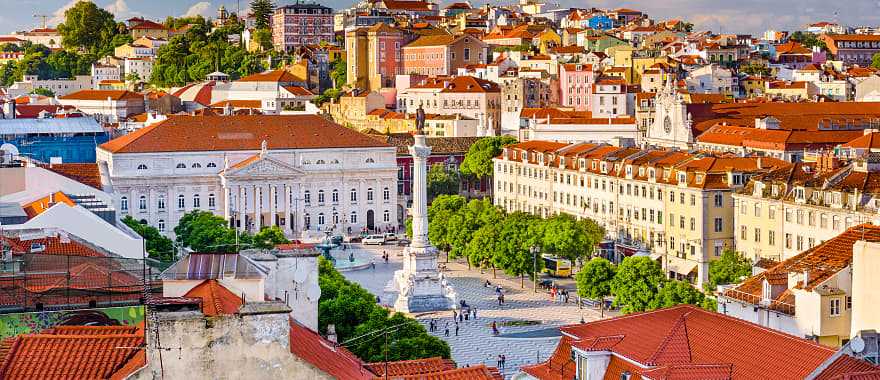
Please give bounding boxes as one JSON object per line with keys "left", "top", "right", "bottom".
{"left": 542, "top": 255, "right": 572, "bottom": 277}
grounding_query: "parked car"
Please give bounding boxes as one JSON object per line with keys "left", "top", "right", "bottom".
{"left": 362, "top": 234, "right": 386, "bottom": 245}
{"left": 384, "top": 233, "right": 398, "bottom": 242}
{"left": 330, "top": 235, "right": 344, "bottom": 244}
{"left": 396, "top": 239, "right": 411, "bottom": 247}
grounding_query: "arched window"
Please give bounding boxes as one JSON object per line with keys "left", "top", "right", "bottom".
{"left": 332, "top": 189, "right": 339, "bottom": 203}
{"left": 304, "top": 213, "right": 311, "bottom": 228}
{"left": 318, "top": 212, "right": 325, "bottom": 225}
{"left": 192, "top": 163, "right": 201, "bottom": 168}
{"left": 138, "top": 195, "right": 147, "bottom": 210}
{"left": 383, "top": 187, "right": 390, "bottom": 201}
{"left": 350, "top": 188, "right": 358, "bottom": 202}
{"left": 366, "top": 158, "right": 375, "bottom": 163}
{"left": 304, "top": 190, "right": 311, "bottom": 204}
{"left": 193, "top": 194, "right": 201, "bottom": 208}
{"left": 350, "top": 211, "right": 357, "bottom": 224}
{"left": 207, "top": 163, "right": 217, "bottom": 168}
{"left": 302, "top": 160, "right": 311, "bottom": 165}
{"left": 137, "top": 164, "right": 148, "bottom": 170}
{"left": 367, "top": 188, "right": 374, "bottom": 202}
{"left": 208, "top": 193, "right": 216, "bottom": 209}
{"left": 178, "top": 194, "right": 185, "bottom": 209}
{"left": 316, "top": 159, "right": 326, "bottom": 164}
{"left": 157, "top": 195, "right": 165, "bottom": 210}
{"left": 158, "top": 219, "right": 165, "bottom": 232}
{"left": 176, "top": 163, "right": 186, "bottom": 169}
{"left": 332, "top": 212, "right": 339, "bottom": 224}
{"left": 383, "top": 210, "right": 390, "bottom": 222}
{"left": 120, "top": 196, "right": 128, "bottom": 211}
{"left": 318, "top": 190, "right": 325, "bottom": 204}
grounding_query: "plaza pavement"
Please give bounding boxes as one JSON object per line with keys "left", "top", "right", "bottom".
{"left": 341, "top": 244, "right": 615, "bottom": 379}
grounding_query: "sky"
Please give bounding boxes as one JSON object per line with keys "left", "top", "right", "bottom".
{"left": 1, "top": 0, "right": 879, "bottom": 35}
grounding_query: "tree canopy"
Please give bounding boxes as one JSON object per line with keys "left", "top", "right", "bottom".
{"left": 58, "top": 1, "right": 123, "bottom": 55}
{"left": 650, "top": 280, "right": 707, "bottom": 310}
{"left": 252, "top": 226, "right": 290, "bottom": 249}
{"left": 789, "top": 31, "right": 827, "bottom": 51}
{"left": 540, "top": 213, "right": 588, "bottom": 261}
{"left": 610, "top": 256, "right": 665, "bottom": 313}
{"left": 122, "top": 216, "right": 175, "bottom": 261}
{"left": 426, "top": 163, "right": 460, "bottom": 200}
{"left": 174, "top": 211, "right": 250, "bottom": 252}
{"left": 576, "top": 257, "right": 615, "bottom": 300}
{"left": 459, "top": 136, "right": 517, "bottom": 179}
{"left": 250, "top": 0, "right": 275, "bottom": 29}
{"left": 493, "top": 212, "right": 544, "bottom": 286}
{"left": 705, "top": 250, "right": 752, "bottom": 291}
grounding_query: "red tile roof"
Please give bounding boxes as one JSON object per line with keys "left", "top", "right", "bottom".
{"left": 237, "top": 69, "right": 301, "bottom": 83}
{"left": 814, "top": 355, "right": 880, "bottom": 380}
{"left": 98, "top": 115, "right": 389, "bottom": 154}
{"left": 365, "top": 357, "right": 456, "bottom": 377}
{"left": 0, "top": 234, "right": 106, "bottom": 257}
{"left": 59, "top": 90, "right": 144, "bottom": 101}
{"left": 685, "top": 102, "right": 880, "bottom": 137}
{"left": 390, "top": 365, "right": 502, "bottom": 379}
{"left": 528, "top": 305, "right": 863, "bottom": 380}
{"left": 843, "top": 132, "right": 880, "bottom": 150}
{"left": 21, "top": 192, "right": 75, "bottom": 219}
{"left": 0, "top": 326, "right": 144, "bottom": 379}
{"left": 439, "top": 76, "right": 500, "bottom": 93}
{"left": 39, "top": 163, "right": 103, "bottom": 190}
{"left": 521, "top": 335, "right": 577, "bottom": 380}
{"left": 183, "top": 280, "right": 243, "bottom": 316}
{"left": 289, "top": 320, "right": 374, "bottom": 380}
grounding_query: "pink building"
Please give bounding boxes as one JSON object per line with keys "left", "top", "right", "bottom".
{"left": 272, "top": 3, "right": 334, "bottom": 52}
{"left": 559, "top": 63, "right": 596, "bottom": 111}
{"left": 401, "top": 34, "right": 488, "bottom": 76}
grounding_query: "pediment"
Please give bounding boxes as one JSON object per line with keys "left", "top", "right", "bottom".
{"left": 223, "top": 154, "right": 304, "bottom": 178}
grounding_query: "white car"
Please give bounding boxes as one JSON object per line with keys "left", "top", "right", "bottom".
{"left": 384, "top": 233, "right": 398, "bottom": 242}
{"left": 362, "top": 234, "right": 386, "bottom": 245}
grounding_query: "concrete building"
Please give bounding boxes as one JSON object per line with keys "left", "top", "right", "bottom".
{"left": 396, "top": 76, "right": 500, "bottom": 134}
{"left": 345, "top": 23, "right": 411, "bottom": 91}
{"left": 401, "top": 34, "right": 488, "bottom": 76}
{"left": 57, "top": 90, "right": 146, "bottom": 123}
{"left": 822, "top": 34, "right": 880, "bottom": 67}
{"left": 272, "top": 2, "right": 335, "bottom": 52}
{"left": 500, "top": 77, "right": 552, "bottom": 136}
{"left": 558, "top": 63, "right": 597, "bottom": 111}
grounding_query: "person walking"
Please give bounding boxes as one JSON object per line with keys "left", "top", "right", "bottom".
{"left": 501, "top": 355, "right": 506, "bottom": 369}
{"left": 500, "top": 293, "right": 505, "bottom": 304}
{"left": 491, "top": 321, "right": 498, "bottom": 335}
{"left": 455, "top": 323, "right": 459, "bottom": 336}
{"left": 497, "top": 294, "right": 502, "bottom": 306}
{"left": 459, "top": 312, "right": 464, "bottom": 323}
{"left": 444, "top": 324, "right": 450, "bottom": 337}
{"left": 472, "top": 307, "right": 477, "bottom": 319}
{"left": 496, "top": 355, "right": 502, "bottom": 368}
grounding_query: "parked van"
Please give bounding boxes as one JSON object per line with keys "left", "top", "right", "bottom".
{"left": 363, "top": 234, "right": 386, "bottom": 245}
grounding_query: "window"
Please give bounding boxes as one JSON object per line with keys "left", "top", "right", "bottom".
{"left": 304, "top": 190, "right": 311, "bottom": 205}
{"left": 830, "top": 298, "right": 841, "bottom": 317}
{"left": 304, "top": 213, "right": 311, "bottom": 227}
{"left": 769, "top": 205, "right": 776, "bottom": 220}
{"left": 769, "top": 230, "right": 776, "bottom": 246}
{"left": 796, "top": 235, "right": 804, "bottom": 251}
{"left": 741, "top": 225, "right": 748, "bottom": 240}
{"left": 121, "top": 196, "right": 129, "bottom": 211}
{"left": 366, "top": 158, "right": 375, "bottom": 163}
{"left": 785, "top": 233, "right": 792, "bottom": 249}
{"left": 332, "top": 212, "right": 339, "bottom": 224}
{"left": 351, "top": 188, "right": 358, "bottom": 202}
{"left": 690, "top": 217, "right": 695, "bottom": 231}
{"left": 176, "top": 163, "right": 186, "bottom": 169}
{"left": 193, "top": 194, "right": 201, "bottom": 209}
{"left": 383, "top": 187, "right": 390, "bottom": 201}
{"left": 846, "top": 296, "right": 852, "bottom": 310}
{"left": 207, "top": 163, "right": 217, "bottom": 168}
{"left": 383, "top": 210, "right": 390, "bottom": 222}
{"left": 463, "top": 47, "right": 470, "bottom": 60}
{"left": 137, "top": 164, "right": 147, "bottom": 170}
{"left": 679, "top": 216, "right": 685, "bottom": 229}
{"left": 158, "top": 219, "right": 165, "bottom": 232}
{"left": 754, "top": 228, "right": 761, "bottom": 243}
{"left": 139, "top": 195, "right": 147, "bottom": 211}
{"left": 690, "top": 194, "right": 696, "bottom": 206}
{"left": 367, "top": 188, "right": 374, "bottom": 201}
{"left": 714, "top": 218, "right": 722, "bottom": 232}
{"left": 332, "top": 189, "right": 339, "bottom": 203}
{"left": 158, "top": 195, "right": 165, "bottom": 210}
{"left": 192, "top": 163, "right": 201, "bottom": 168}
{"left": 754, "top": 203, "right": 761, "bottom": 217}
{"left": 318, "top": 190, "right": 325, "bottom": 204}
{"left": 208, "top": 193, "right": 216, "bottom": 209}
{"left": 318, "top": 213, "right": 325, "bottom": 225}
{"left": 350, "top": 211, "right": 357, "bottom": 224}
{"left": 178, "top": 194, "right": 185, "bottom": 209}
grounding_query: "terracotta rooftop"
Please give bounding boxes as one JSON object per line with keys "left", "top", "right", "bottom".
{"left": 685, "top": 102, "right": 880, "bottom": 137}
{"left": 237, "top": 69, "right": 302, "bottom": 83}
{"left": 0, "top": 234, "right": 106, "bottom": 257}
{"left": 99, "top": 115, "right": 389, "bottom": 154}
{"left": 365, "top": 357, "right": 455, "bottom": 377}
{"left": 526, "top": 305, "right": 878, "bottom": 380}
{"left": 289, "top": 321, "right": 374, "bottom": 380}
{"left": 389, "top": 365, "right": 502, "bottom": 379}
{"left": 371, "top": 133, "right": 481, "bottom": 155}
{"left": 59, "top": 90, "right": 143, "bottom": 101}
{"left": 439, "top": 76, "right": 500, "bottom": 93}
{"left": 183, "top": 279, "right": 243, "bottom": 316}
{"left": 843, "top": 132, "right": 880, "bottom": 150}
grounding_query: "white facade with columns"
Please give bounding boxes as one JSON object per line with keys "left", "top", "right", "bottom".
{"left": 96, "top": 116, "right": 399, "bottom": 239}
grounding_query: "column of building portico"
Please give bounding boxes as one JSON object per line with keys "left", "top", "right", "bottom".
{"left": 268, "top": 184, "right": 276, "bottom": 228}
{"left": 238, "top": 185, "right": 246, "bottom": 233}
{"left": 222, "top": 186, "right": 231, "bottom": 224}
{"left": 284, "top": 184, "right": 293, "bottom": 235}
{"left": 254, "top": 184, "right": 262, "bottom": 232}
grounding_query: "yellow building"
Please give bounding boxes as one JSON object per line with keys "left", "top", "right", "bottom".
{"left": 532, "top": 29, "right": 562, "bottom": 55}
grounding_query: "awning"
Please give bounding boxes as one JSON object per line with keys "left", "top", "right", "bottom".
{"left": 666, "top": 260, "right": 698, "bottom": 275}
{"left": 649, "top": 252, "right": 663, "bottom": 261}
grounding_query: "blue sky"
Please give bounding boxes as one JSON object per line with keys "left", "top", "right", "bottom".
{"left": 2, "top": 0, "right": 879, "bottom": 35}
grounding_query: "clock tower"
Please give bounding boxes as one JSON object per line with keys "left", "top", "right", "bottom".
{"left": 645, "top": 76, "right": 694, "bottom": 149}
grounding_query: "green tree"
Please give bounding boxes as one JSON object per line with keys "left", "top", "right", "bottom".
{"left": 459, "top": 136, "right": 517, "bottom": 198}
{"left": 57, "top": 1, "right": 120, "bottom": 53}
{"left": 493, "top": 212, "right": 544, "bottom": 287}
{"left": 426, "top": 195, "right": 466, "bottom": 257}
{"left": 610, "top": 256, "right": 664, "bottom": 314}
{"left": 575, "top": 257, "right": 615, "bottom": 316}
{"left": 252, "top": 226, "right": 289, "bottom": 249}
{"left": 465, "top": 223, "right": 501, "bottom": 276}
{"left": 705, "top": 249, "right": 752, "bottom": 291}
{"left": 426, "top": 163, "right": 460, "bottom": 199}
{"left": 330, "top": 56, "right": 346, "bottom": 88}
{"left": 789, "top": 31, "right": 827, "bottom": 51}
{"left": 446, "top": 198, "right": 502, "bottom": 265}
{"left": 0, "top": 43, "right": 21, "bottom": 52}
{"left": 31, "top": 87, "right": 54, "bottom": 97}
{"left": 122, "top": 216, "right": 175, "bottom": 261}
{"left": 650, "top": 280, "right": 706, "bottom": 310}
{"left": 174, "top": 210, "right": 250, "bottom": 252}
{"left": 253, "top": 28, "right": 274, "bottom": 52}
{"left": 740, "top": 62, "right": 771, "bottom": 77}
{"left": 540, "top": 213, "right": 587, "bottom": 262}
{"left": 124, "top": 72, "right": 141, "bottom": 83}
{"left": 250, "top": 0, "right": 275, "bottom": 29}
{"left": 872, "top": 52, "right": 880, "bottom": 69}
{"left": 577, "top": 218, "right": 605, "bottom": 266}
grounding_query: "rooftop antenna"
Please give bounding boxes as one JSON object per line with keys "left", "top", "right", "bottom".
{"left": 33, "top": 14, "right": 49, "bottom": 29}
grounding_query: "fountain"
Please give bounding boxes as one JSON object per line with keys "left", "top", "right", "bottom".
{"left": 314, "top": 229, "right": 370, "bottom": 272}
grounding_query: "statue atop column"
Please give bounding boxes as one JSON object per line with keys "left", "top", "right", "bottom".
{"left": 415, "top": 105, "right": 426, "bottom": 135}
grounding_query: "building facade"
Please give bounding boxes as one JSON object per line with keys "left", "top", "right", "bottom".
{"left": 272, "top": 3, "right": 335, "bottom": 52}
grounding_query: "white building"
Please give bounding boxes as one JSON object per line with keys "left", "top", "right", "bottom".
{"left": 684, "top": 64, "right": 738, "bottom": 97}
{"left": 124, "top": 57, "right": 154, "bottom": 83}
{"left": 6, "top": 75, "right": 93, "bottom": 97}
{"left": 96, "top": 115, "right": 399, "bottom": 239}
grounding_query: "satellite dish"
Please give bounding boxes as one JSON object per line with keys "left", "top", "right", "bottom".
{"left": 0, "top": 143, "right": 19, "bottom": 156}
{"left": 293, "top": 263, "right": 308, "bottom": 283}
{"left": 851, "top": 335, "right": 866, "bottom": 353}
{"left": 306, "top": 281, "right": 321, "bottom": 301}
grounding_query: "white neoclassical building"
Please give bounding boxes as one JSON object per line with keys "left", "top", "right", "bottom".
{"left": 96, "top": 115, "right": 399, "bottom": 239}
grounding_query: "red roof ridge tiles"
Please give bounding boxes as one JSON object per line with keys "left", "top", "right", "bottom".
{"left": 59, "top": 90, "right": 144, "bottom": 101}
{"left": 183, "top": 279, "right": 243, "bottom": 316}
{"left": 289, "top": 320, "right": 374, "bottom": 380}
{"left": 365, "top": 356, "right": 456, "bottom": 377}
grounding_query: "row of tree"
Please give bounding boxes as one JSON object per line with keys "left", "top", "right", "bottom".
{"left": 576, "top": 249, "right": 752, "bottom": 315}
{"left": 415, "top": 194, "right": 605, "bottom": 287}
{"left": 318, "top": 257, "right": 450, "bottom": 362}
{"left": 173, "top": 211, "right": 289, "bottom": 253}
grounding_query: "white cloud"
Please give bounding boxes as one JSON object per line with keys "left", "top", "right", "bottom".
{"left": 48, "top": 0, "right": 82, "bottom": 26}
{"left": 104, "top": 0, "right": 142, "bottom": 20}
{"left": 183, "top": 1, "right": 213, "bottom": 18}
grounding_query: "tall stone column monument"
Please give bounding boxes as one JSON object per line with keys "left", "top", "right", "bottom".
{"left": 392, "top": 106, "right": 457, "bottom": 313}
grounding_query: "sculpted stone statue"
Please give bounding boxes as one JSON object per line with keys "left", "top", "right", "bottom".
{"left": 415, "top": 105, "right": 426, "bottom": 135}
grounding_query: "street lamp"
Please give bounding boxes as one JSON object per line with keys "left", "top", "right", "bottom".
{"left": 530, "top": 245, "right": 540, "bottom": 293}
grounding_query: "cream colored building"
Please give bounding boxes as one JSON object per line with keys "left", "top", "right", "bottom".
{"left": 493, "top": 140, "right": 784, "bottom": 286}
{"left": 734, "top": 160, "right": 880, "bottom": 262}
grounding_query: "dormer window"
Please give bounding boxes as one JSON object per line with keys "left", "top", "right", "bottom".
{"left": 600, "top": 162, "right": 607, "bottom": 173}
{"left": 592, "top": 161, "right": 597, "bottom": 170}
{"left": 771, "top": 184, "right": 779, "bottom": 197}
{"left": 137, "top": 164, "right": 148, "bottom": 170}
{"left": 648, "top": 169, "right": 655, "bottom": 179}
{"left": 521, "top": 151, "right": 527, "bottom": 160}
{"left": 638, "top": 167, "right": 645, "bottom": 177}
{"left": 579, "top": 159, "right": 586, "bottom": 169}
{"left": 761, "top": 279, "right": 771, "bottom": 302}
{"left": 731, "top": 173, "right": 742, "bottom": 186}
{"left": 833, "top": 192, "right": 842, "bottom": 205}
{"left": 696, "top": 174, "right": 704, "bottom": 184}
{"left": 625, "top": 166, "right": 632, "bottom": 177}
{"left": 796, "top": 187, "right": 806, "bottom": 201}
{"left": 678, "top": 173, "right": 687, "bottom": 184}
{"left": 176, "top": 163, "right": 186, "bottom": 169}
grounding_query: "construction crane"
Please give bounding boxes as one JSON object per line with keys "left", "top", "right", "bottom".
{"left": 33, "top": 14, "right": 50, "bottom": 29}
